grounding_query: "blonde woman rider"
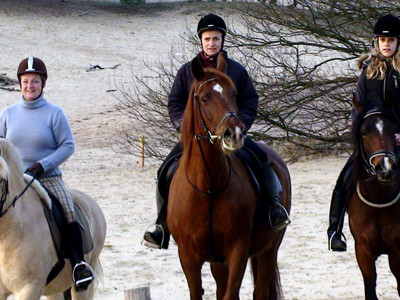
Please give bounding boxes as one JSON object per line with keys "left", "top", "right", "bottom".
{"left": 328, "top": 14, "right": 400, "bottom": 251}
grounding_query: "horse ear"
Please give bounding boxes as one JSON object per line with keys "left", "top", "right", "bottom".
{"left": 352, "top": 92, "right": 363, "bottom": 114}
{"left": 191, "top": 57, "right": 205, "bottom": 81}
{"left": 216, "top": 52, "right": 226, "bottom": 73}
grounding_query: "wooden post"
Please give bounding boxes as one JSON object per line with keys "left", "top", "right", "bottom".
{"left": 124, "top": 286, "right": 151, "bottom": 300}
{"left": 138, "top": 135, "right": 144, "bottom": 168}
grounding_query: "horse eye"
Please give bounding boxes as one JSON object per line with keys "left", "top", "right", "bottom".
{"left": 201, "top": 97, "right": 207, "bottom": 103}
{"left": 361, "top": 129, "right": 367, "bottom": 136}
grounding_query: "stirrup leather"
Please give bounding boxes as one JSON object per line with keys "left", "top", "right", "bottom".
{"left": 328, "top": 231, "right": 347, "bottom": 251}
{"left": 72, "top": 261, "right": 94, "bottom": 285}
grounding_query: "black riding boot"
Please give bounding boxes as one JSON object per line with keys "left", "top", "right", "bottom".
{"left": 65, "top": 221, "right": 94, "bottom": 291}
{"left": 261, "top": 161, "right": 291, "bottom": 231}
{"left": 142, "top": 151, "right": 180, "bottom": 249}
{"left": 143, "top": 187, "right": 170, "bottom": 249}
{"left": 327, "top": 156, "right": 354, "bottom": 252}
{"left": 327, "top": 188, "right": 347, "bottom": 252}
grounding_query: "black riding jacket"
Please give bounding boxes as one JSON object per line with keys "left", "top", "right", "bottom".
{"left": 168, "top": 51, "right": 259, "bottom": 131}
{"left": 354, "top": 59, "right": 400, "bottom": 119}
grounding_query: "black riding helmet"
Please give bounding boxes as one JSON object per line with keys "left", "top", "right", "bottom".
{"left": 17, "top": 56, "right": 48, "bottom": 81}
{"left": 197, "top": 13, "right": 227, "bottom": 38}
{"left": 197, "top": 14, "right": 227, "bottom": 55}
{"left": 374, "top": 14, "right": 400, "bottom": 37}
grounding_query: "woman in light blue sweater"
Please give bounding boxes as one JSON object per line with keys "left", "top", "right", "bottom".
{"left": 0, "top": 57, "right": 93, "bottom": 292}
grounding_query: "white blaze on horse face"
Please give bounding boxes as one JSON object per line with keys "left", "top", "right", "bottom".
{"left": 376, "top": 118, "right": 384, "bottom": 136}
{"left": 213, "top": 83, "right": 223, "bottom": 95}
{"left": 235, "top": 126, "right": 242, "bottom": 140}
{"left": 374, "top": 118, "right": 392, "bottom": 172}
{"left": 383, "top": 156, "right": 391, "bottom": 171}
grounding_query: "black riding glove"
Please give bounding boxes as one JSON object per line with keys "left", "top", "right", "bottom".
{"left": 25, "top": 162, "right": 44, "bottom": 178}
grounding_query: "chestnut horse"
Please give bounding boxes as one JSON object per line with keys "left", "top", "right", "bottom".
{"left": 167, "top": 53, "right": 291, "bottom": 300}
{"left": 348, "top": 97, "right": 400, "bottom": 300}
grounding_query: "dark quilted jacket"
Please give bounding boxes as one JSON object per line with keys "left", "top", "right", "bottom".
{"left": 168, "top": 51, "right": 259, "bottom": 131}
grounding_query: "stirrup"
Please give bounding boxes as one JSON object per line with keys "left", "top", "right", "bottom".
{"left": 142, "top": 223, "right": 165, "bottom": 249}
{"left": 72, "top": 261, "right": 94, "bottom": 285}
{"left": 268, "top": 202, "right": 291, "bottom": 231}
{"left": 328, "top": 231, "right": 347, "bottom": 251}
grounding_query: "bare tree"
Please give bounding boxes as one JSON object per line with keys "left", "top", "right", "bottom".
{"left": 116, "top": 0, "right": 399, "bottom": 161}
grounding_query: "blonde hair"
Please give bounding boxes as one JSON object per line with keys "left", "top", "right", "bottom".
{"left": 357, "top": 37, "right": 400, "bottom": 80}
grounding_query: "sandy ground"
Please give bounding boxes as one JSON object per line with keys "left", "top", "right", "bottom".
{"left": 0, "top": 1, "right": 399, "bottom": 299}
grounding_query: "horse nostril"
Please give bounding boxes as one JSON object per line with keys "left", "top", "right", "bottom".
{"left": 224, "top": 128, "right": 233, "bottom": 139}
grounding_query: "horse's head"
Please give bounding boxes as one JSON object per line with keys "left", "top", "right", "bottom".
{"left": 182, "top": 53, "right": 247, "bottom": 154}
{"left": 353, "top": 95, "right": 399, "bottom": 183}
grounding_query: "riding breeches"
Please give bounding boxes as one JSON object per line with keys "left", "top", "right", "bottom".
{"left": 40, "top": 175, "right": 77, "bottom": 223}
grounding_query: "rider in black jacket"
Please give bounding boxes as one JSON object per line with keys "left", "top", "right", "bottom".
{"left": 328, "top": 13, "right": 400, "bottom": 252}
{"left": 143, "top": 13, "right": 290, "bottom": 249}
{"left": 168, "top": 51, "right": 258, "bottom": 131}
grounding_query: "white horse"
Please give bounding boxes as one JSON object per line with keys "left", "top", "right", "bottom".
{"left": 0, "top": 138, "right": 106, "bottom": 300}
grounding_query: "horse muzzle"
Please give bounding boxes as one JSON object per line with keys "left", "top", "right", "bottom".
{"left": 221, "top": 125, "right": 247, "bottom": 153}
{"left": 375, "top": 161, "right": 398, "bottom": 183}
{"left": 370, "top": 152, "right": 398, "bottom": 183}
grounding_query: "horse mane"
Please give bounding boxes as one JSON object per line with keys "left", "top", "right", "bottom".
{"left": 0, "top": 138, "right": 24, "bottom": 175}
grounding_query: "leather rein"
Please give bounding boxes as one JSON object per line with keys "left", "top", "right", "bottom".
{"left": 0, "top": 175, "right": 35, "bottom": 217}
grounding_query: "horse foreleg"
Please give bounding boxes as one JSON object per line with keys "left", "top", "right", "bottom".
{"left": 388, "top": 254, "right": 400, "bottom": 297}
{"left": 46, "top": 293, "right": 65, "bottom": 300}
{"left": 0, "top": 284, "right": 8, "bottom": 300}
{"left": 222, "top": 248, "right": 248, "bottom": 300}
{"left": 355, "top": 243, "right": 378, "bottom": 300}
{"left": 14, "top": 284, "right": 44, "bottom": 300}
{"left": 210, "top": 262, "right": 229, "bottom": 300}
{"left": 178, "top": 248, "right": 204, "bottom": 300}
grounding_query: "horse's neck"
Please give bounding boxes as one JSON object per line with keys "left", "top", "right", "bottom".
{"left": 182, "top": 140, "right": 231, "bottom": 189}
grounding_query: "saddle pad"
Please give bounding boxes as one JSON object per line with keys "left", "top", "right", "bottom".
{"left": 41, "top": 197, "right": 93, "bottom": 255}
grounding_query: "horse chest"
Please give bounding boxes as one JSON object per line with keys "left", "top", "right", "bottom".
{"left": 349, "top": 202, "right": 400, "bottom": 246}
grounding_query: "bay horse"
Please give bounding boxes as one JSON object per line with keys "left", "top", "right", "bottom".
{"left": 0, "top": 138, "right": 106, "bottom": 300}
{"left": 167, "top": 53, "right": 291, "bottom": 300}
{"left": 348, "top": 96, "right": 400, "bottom": 300}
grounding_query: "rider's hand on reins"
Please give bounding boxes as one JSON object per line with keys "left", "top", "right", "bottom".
{"left": 25, "top": 162, "right": 44, "bottom": 178}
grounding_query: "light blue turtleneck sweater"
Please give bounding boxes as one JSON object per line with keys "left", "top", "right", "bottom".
{"left": 0, "top": 94, "right": 75, "bottom": 177}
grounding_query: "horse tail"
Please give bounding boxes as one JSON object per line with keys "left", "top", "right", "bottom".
{"left": 63, "top": 288, "right": 71, "bottom": 300}
{"left": 270, "top": 266, "right": 283, "bottom": 300}
{"left": 89, "top": 258, "right": 103, "bottom": 298}
{"left": 251, "top": 256, "right": 283, "bottom": 300}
